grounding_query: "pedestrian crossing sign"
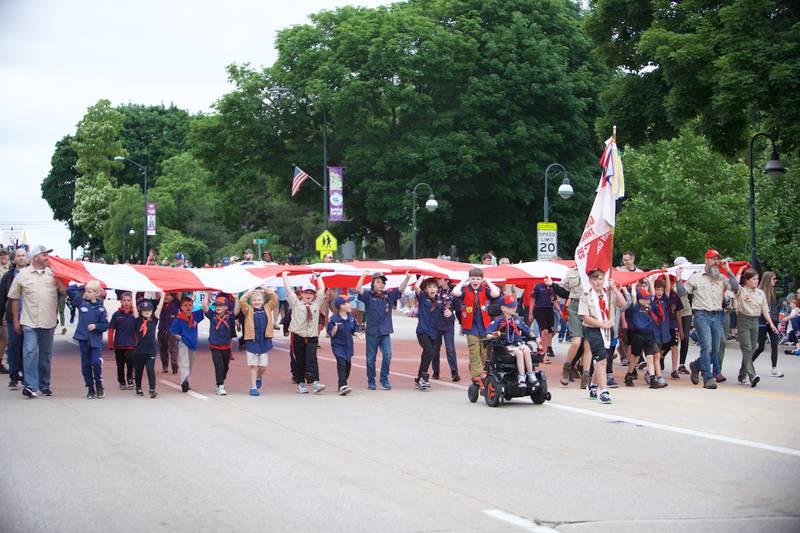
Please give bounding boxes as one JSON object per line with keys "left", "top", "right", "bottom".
{"left": 315, "top": 230, "right": 337, "bottom": 252}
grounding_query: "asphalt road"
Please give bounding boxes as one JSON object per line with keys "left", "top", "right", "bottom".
{"left": 1, "top": 311, "right": 799, "bottom": 533}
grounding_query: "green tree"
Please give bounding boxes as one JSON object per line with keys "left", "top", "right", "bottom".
{"left": 40, "top": 135, "right": 89, "bottom": 248}
{"left": 585, "top": 0, "right": 800, "bottom": 155}
{"left": 102, "top": 185, "right": 144, "bottom": 262}
{"left": 615, "top": 129, "right": 749, "bottom": 267}
{"left": 215, "top": 230, "right": 289, "bottom": 263}
{"left": 156, "top": 228, "right": 209, "bottom": 265}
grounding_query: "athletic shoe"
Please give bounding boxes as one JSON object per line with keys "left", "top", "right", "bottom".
{"left": 217, "top": 385, "right": 227, "bottom": 396}
{"left": 249, "top": 388, "right": 260, "bottom": 397}
{"left": 670, "top": 371, "right": 680, "bottom": 380}
{"left": 136, "top": 389, "right": 144, "bottom": 396}
{"left": 649, "top": 376, "right": 659, "bottom": 389}
{"left": 517, "top": 374, "right": 526, "bottom": 386}
{"left": 61, "top": 327, "right": 67, "bottom": 335}
{"left": 678, "top": 365, "right": 690, "bottom": 375}
{"left": 432, "top": 374, "right": 440, "bottom": 380}
{"left": 624, "top": 373, "right": 634, "bottom": 387}
{"left": 631, "top": 368, "right": 638, "bottom": 379}
{"left": 750, "top": 375, "right": 760, "bottom": 388}
{"left": 703, "top": 380, "right": 717, "bottom": 390}
{"left": 127, "top": 378, "right": 134, "bottom": 388}
{"left": 560, "top": 364, "right": 571, "bottom": 386}
{"left": 547, "top": 347, "right": 555, "bottom": 357}
{"left": 526, "top": 372, "right": 539, "bottom": 387}
{"left": 619, "top": 358, "right": 629, "bottom": 367}
{"left": 181, "top": 380, "right": 190, "bottom": 393}
{"left": 119, "top": 383, "right": 128, "bottom": 390}
{"left": 96, "top": 387, "right": 105, "bottom": 398}
{"left": 770, "top": 368, "right": 784, "bottom": 378}
{"left": 8, "top": 380, "right": 19, "bottom": 390}
{"left": 297, "top": 383, "right": 308, "bottom": 394}
{"left": 312, "top": 381, "right": 326, "bottom": 394}
{"left": 381, "top": 380, "right": 392, "bottom": 391}
{"left": 579, "top": 372, "right": 590, "bottom": 390}
{"left": 715, "top": 374, "right": 727, "bottom": 383}
{"left": 637, "top": 360, "right": 647, "bottom": 371}
{"left": 40, "top": 389, "right": 53, "bottom": 396}
{"left": 599, "top": 391, "right": 612, "bottom": 404}
{"left": 606, "top": 376, "right": 619, "bottom": 389}
{"left": 86, "top": 389, "right": 95, "bottom": 399}
{"left": 367, "top": 382, "right": 376, "bottom": 391}
{"left": 338, "top": 385, "right": 352, "bottom": 396}
{"left": 588, "top": 384, "right": 598, "bottom": 400}
{"left": 23, "top": 387, "right": 37, "bottom": 398}
{"left": 256, "top": 378, "right": 262, "bottom": 390}
{"left": 738, "top": 374, "right": 747, "bottom": 384}
{"left": 451, "top": 374, "right": 461, "bottom": 382}
{"left": 415, "top": 376, "right": 431, "bottom": 391}
{"left": 149, "top": 390, "right": 158, "bottom": 398}
{"left": 689, "top": 361, "right": 700, "bottom": 385}
{"left": 656, "top": 376, "right": 668, "bottom": 388}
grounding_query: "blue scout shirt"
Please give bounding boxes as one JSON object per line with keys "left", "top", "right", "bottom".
{"left": 416, "top": 292, "right": 438, "bottom": 339}
{"left": 486, "top": 315, "right": 531, "bottom": 344}
{"left": 433, "top": 287, "right": 460, "bottom": 332}
{"left": 245, "top": 307, "right": 272, "bottom": 355}
{"left": 327, "top": 312, "right": 360, "bottom": 360}
{"left": 109, "top": 308, "right": 137, "bottom": 349}
{"left": 134, "top": 316, "right": 159, "bottom": 355}
{"left": 360, "top": 288, "right": 401, "bottom": 336}
{"left": 628, "top": 301, "right": 657, "bottom": 334}
{"left": 68, "top": 285, "right": 109, "bottom": 349}
{"left": 169, "top": 309, "right": 205, "bottom": 350}
{"left": 158, "top": 300, "right": 180, "bottom": 332}
{"left": 650, "top": 294, "right": 672, "bottom": 345}
{"left": 532, "top": 283, "right": 554, "bottom": 309}
{"left": 205, "top": 309, "right": 234, "bottom": 349}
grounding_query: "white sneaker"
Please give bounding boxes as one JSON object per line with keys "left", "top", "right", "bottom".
{"left": 770, "top": 368, "right": 784, "bottom": 378}
{"left": 517, "top": 374, "right": 526, "bottom": 385}
{"left": 216, "top": 385, "right": 227, "bottom": 396}
{"left": 338, "top": 385, "right": 351, "bottom": 396}
{"left": 297, "top": 383, "right": 308, "bottom": 394}
{"left": 312, "top": 381, "right": 326, "bottom": 394}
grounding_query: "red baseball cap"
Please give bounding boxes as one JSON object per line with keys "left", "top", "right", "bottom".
{"left": 704, "top": 249, "right": 721, "bottom": 259}
{"left": 500, "top": 294, "right": 518, "bottom": 308}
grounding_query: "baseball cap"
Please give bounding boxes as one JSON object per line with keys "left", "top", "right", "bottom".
{"left": 222, "top": 257, "right": 230, "bottom": 266}
{"left": 371, "top": 272, "right": 388, "bottom": 283}
{"left": 704, "top": 249, "right": 721, "bottom": 260}
{"left": 175, "top": 252, "right": 185, "bottom": 260}
{"left": 673, "top": 256, "right": 689, "bottom": 266}
{"left": 29, "top": 245, "right": 53, "bottom": 258}
{"left": 137, "top": 300, "right": 154, "bottom": 311}
{"left": 334, "top": 296, "right": 351, "bottom": 309}
{"left": 214, "top": 296, "right": 228, "bottom": 306}
{"left": 500, "top": 294, "right": 518, "bottom": 308}
{"left": 637, "top": 290, "right": 653, "bottom": 300}
{"left": 301, "top": 284, "right": 317, "bottom": 293}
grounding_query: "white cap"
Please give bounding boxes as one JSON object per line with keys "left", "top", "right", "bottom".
{"left": 673, "top": 256, "right": 689, "bottom": 266}
{"left": 29, "top": 245, "right": 53, "bottom": 258}
{"left": 301, "top": 284, "right": 317, "bottom": 293}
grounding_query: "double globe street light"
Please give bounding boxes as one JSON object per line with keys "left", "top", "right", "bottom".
{"left": 748, "top": 133, "right": 786, "bottom": 270}
{"left": 409, "top": 182, "right": 438, "bottom": 259}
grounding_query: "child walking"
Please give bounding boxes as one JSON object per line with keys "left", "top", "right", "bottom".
{"left": 239, "top": 287, "right": 278, "bottom": 397}
{"left": 326, "top": 296, "right": 362, "bottom": 395}
{"left": 282, "top": 271, "right": 327, "bottom": 394}
{"left": 169, "top": 296, "right": 204, "bottom": 393}
{"left": 109, "top": 291, "right": 137, "bottom": 390}
{"left": 133, "top": 300, "right": 159, "bottom": 398}
{"left": 413, "top": 277, "right": 440, "bottom": 391}
{"left": 202, "top": 292, "right": 239, "bottom": 395}
{"left": 68, "top": 281, "right": 109, "bottom": 399}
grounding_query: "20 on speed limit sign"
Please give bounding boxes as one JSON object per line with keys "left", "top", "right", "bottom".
{"left": 537, "top": 222, "right": 558, "bottom": 261}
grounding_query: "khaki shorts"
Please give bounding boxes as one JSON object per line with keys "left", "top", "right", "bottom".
{"left": 567, "top": 299, "right": 584, "bottom": 338}
{"left": 247, "top": 352, "right": 269, "bottom": 367}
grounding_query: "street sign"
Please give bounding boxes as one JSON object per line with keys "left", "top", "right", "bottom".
{"left": 252, "top": 238, "right": 268, "bottom": 245}
{"left": 537, "top": 222, "right": 557, "bottom": 261}
{"left": 315, "top": 230, "right": 337, "bottom": 253}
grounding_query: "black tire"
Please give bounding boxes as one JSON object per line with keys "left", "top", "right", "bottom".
{"left": 532, "top": 371, "right": 549, "bottom": 405}
{"left": 483, "top": 375, "right": 502, "bottom": 407}
{"left": 467, "top": 382, "right": 479, "bottom": 403}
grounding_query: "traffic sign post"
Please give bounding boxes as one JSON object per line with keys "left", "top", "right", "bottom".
{"left": 315, "top": 230, "right": 338, "bottom": 261}
{"left": 537, "top": 222, "right": 557, "bottom": 261}
{"left": 253, "top": 238, "right": 268, "bottom": 258}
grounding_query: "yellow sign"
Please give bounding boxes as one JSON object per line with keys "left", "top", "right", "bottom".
{"left": 537, "top": 222, "right": 557, "bottom": 231}
{"left": 315, "top": 230, "right": 338, "bottom": 252}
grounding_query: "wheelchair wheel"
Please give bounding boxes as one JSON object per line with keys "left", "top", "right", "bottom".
{"left": 531, "top": 372, "right": 549, "bottom": 405}
{"left": 484, "top": 375, "right": 502, "bottom": 407}
{"left": 467, "top": 382, "right": 479, "bottom": 403}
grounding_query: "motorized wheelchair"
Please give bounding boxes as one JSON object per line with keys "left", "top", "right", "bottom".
{"left": 467, "top": 305, "right": 551, "bottom": 407}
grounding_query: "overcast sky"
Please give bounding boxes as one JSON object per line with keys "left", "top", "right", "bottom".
{"left": 0, "top": 0, "right": 394, "bottom": 258}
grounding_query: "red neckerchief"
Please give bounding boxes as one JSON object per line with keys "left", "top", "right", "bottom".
{"left": 598, "top": 291, "right": 609, "bottom": 321}
{"left": 213, "top": 310, "right": 230, "bottom": 332}
{"left": 139, "top": 317, "right": 152, "bottom": 337}
{"left": 177, "top": 311, "right": 195, "bottom": 328}
{"left": 501, "top": 317, "right": 521, "bottom": 337}
{"left": 655, "top": 297, "right": 665, "bottom": 323}
{"left": 119, "top": 306, "right": 133, "bottom": 315}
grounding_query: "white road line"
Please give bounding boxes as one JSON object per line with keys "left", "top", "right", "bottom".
{"left": 483, "top": 509, "right": 560, "bottom": 533}
{"left": 159, "top": 379, "right": 210, "bottom": 401}
{"left": 546, "top": 403, "right": 800, "bottom": 458}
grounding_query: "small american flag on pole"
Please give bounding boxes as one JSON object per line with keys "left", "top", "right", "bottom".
{"left": 291, "top": 166, "right": 311, "bottom": 197}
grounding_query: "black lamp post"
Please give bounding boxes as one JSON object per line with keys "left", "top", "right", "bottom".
{"left": 408, "top": 183, "right": 438, "bottom": 259}
{"left": 748, "top": 133, "right": 785, "bottom": 270}
{"left": 543, "top": 163, "right": 574, "bottom": 222}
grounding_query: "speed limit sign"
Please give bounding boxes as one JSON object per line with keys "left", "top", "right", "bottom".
{"left": 537, "top": 222, "right": 557, "bottom": 261}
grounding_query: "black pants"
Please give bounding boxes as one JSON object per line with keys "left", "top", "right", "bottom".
{"left": 752, "top": 326, "right": 778, "bottom": 367}
{"left": 115, "top": 349, "right": 134, "bottom": 384}
{"left": 291, "top": 335, "right": 319, "bottom": 383}
{"left": 210, "top": 348, "right": 231, "bottom": 386}
{"left": 336, "top": 357, "right": 351, "bottom": 388}
{"left": 417, "top": 333, "right": 436, "bottom": 378}
{"left": 679, "top": 315, "right": 692, "bottom": 365}
{"left": 134, "top": 353, "right": 156, "bottom": 391}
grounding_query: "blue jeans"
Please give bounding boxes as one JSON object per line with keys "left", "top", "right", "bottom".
{"left": 693, "top": 311, "right": 722, "bottom": 382}
{"left": 365, "top": 334, "right": 392, "bottom": 385}
{"left": 79, "top": 340, "right": 103, "bottom": 390}
{"left": 7, "top": 319, "right": 24, "bottom": 382}
{"left": 558, "top": 318, "right": 571, "bottom": 342}
{"left": 22, "top": 326, "right": 55, "bottom": 392}
{"left": 433, "top": 328, "right": 459, "bottom": 376}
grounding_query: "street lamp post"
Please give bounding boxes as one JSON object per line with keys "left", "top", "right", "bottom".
{"left": 114, "top": 156, "right": 148, "bottom": 263}
{"left": 128, "top": 228, "right": 135, "bottom": 262}
{"left": 748, "top": 133, "right": 786, "bottom": 270}
{"left": 543, "top": 163, "right": 574, "bottom": 222}
{"left": 408, "top": 183, "right": 438, "bottom": 259}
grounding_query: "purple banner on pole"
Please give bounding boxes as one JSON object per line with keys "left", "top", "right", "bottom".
{"left": 146, "top": 202, "right": 157, "bottom": 236}
{"left": 328, "top": 166, "right": 344, "bottom": 222}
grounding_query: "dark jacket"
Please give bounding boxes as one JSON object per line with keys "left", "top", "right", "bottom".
{"left": 0, "top": 267, "right": 20, "bottom": 323}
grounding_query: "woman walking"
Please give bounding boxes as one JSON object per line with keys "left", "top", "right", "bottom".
{"left": 736, "top": 270, "right": 778, "bottom": 387}
{"left": 751, "top": 271, "right": 784, "bottom": 378}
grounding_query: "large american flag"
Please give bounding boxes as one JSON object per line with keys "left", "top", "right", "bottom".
{"left": 291, "top": 166, "right": 311, "bottom": 197}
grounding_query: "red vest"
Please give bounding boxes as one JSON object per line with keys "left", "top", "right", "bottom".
{"left": 461, "top": 284, "right": 490, "bottom": 330}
